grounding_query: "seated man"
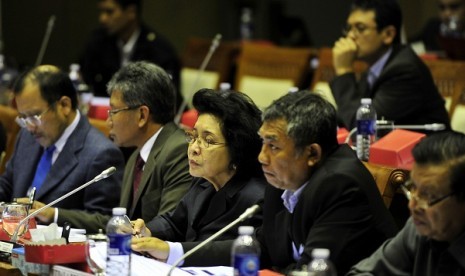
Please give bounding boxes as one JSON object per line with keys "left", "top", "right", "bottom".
{"left": 331, "top": 0, "right": 450, "bottom": 132}
{"left": 348, "top": 131, "right": 465, "bottom": 275}
{"left": 29, "top": 62, "right": 191, "bottom": 233}
{"left": 0, "top": 65, "right": 124, "bottom": 218}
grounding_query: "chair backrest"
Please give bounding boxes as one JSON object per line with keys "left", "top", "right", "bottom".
{"left": 310, "top": 47, "right": 368, "bottom": 108}
{"left": 422, "top": 59, "right": 465, "bottom": 121}
{"left": 89, "top": 118, "right": 110, "bottom": 137}
{"left": 235, "top": 42, "right": 315, "bottom": 110}
{"left": 363, "top": 161, "right": 407, "bottom": 208}
{"left": 0, "top": 105, "right": 20, "bottom": 174}
{"left": 181, "top": 37, "right": 240, "bottom": 107}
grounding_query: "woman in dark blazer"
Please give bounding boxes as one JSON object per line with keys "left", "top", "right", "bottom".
{"left": 131, "top": 88, "right": 266, "bottom": 263}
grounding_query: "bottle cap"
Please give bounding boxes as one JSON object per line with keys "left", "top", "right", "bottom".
{"left": 219, "top": 82, "right": 231, "bottom": 91}
{"left": 112, "top": 207, "right": 127, "bottom": 216}
{"left": 311, "top": 248, "right": 330, "bottom": 259}
{"left": 361, "top": 98, "right": 372, "bottom": 105}
{"left": 238, "top": 226, "right": 254, "bottom": 235}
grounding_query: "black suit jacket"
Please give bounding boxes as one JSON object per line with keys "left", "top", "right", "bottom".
{"left": 330, "top": 45, "right": 450, "bottom": 132}
{"left": 181, "top": 145, "right": 397, "bottom": 275}
{"left": 146, "top": 176, "right": 266, "bottom": 264}
{"left": 79, "top": 24, "right": 182, "bottom": 109}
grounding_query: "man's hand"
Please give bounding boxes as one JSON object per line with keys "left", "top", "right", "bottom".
{"left": 131, "top": 237, "right": 169, "bottom": 262}
{"left": 333, "top": 37, "right": 358, "bottom": 76}
{"left": 15, "top": 198, "right": 54, "bottom": 223}
{"left": 131, "top": 218, "right": 152, "bottom": 237}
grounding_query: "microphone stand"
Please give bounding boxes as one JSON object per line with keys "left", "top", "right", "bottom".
{"left": 10, "top": 166, "right": 116, "bottom": 243}
{"left": 174, "top": 34, "right": 222, "bottom": 125}
{"left": 166, "top": 204, "right": 260, "bottom": 276}
{"left": 35, "top": 15, "right": 56, "bottom": 66}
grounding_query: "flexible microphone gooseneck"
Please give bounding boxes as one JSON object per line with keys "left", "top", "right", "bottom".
{"left": 174, "top": 34, "right": 222, "bottom": 125}
{"left": 35, "top": 15, "right": 56, "bottom": 66}
{"left": 166, "top": 204, "right": 260, "bottom": 276}
{"left": 10, "top": 166, "right": 117, "bottom": 243}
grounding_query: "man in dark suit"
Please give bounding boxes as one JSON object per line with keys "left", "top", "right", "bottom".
{"left": 80, "top": 0, "right": 182, "bottom": 111}
{"left": 0, "top": 65, "right": 124, "bottom": 217}
{"left": 331, "top": 0, "right": 450, "bottom": 132}
{"left": 170, "top": 91, "right": 397, "bottom": 275}
{"left": 30, "top": 61, "right": 191, "bottom": 233}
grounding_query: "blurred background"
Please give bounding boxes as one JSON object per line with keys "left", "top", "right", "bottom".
{"left": 1, "top": 0, "right": 438, "bottom": 70}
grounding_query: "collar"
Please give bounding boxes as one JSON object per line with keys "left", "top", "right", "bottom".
{"left": 52, "top": 111, "right": 80, "bottom": 163}
{"left": 117, "top": 27, "right": 141, "bottom": 66}
{"left": 369, "top": 47, "right": 393, "bottom": 81}
{"left": 139, "top": 126, "right": 163, "bottom": 163}
{"left": 281, "top": 181, "right": 309, "bottom": 213}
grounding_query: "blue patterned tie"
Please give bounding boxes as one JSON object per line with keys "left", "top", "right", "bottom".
{"left": 31, "top": 145, "right": 56, "bottom": 191}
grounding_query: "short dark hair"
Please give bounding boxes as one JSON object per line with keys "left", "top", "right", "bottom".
{"left": 351, "top": 0, "right": 402, "bottom": 44}
{"left": 107, "top": 61, "right": 176, "bottom": 124}
{"left": 107, "top": 0, "right": 142, "bottom": 16}
{"left": 262, "top": 91, "right": 338, "bottom": 155}
{"left": 192, "top": 88, "right": 263, "bottom": 180}
{"left": 412, "top": 131, "right": 465, "bottom": 202}
{"left": 13, "top": 66, "right": 78, "bottom": 109}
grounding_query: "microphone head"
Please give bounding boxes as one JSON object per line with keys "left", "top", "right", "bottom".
{"left": 101, "top": 166, "right": 116, "bottom": 179}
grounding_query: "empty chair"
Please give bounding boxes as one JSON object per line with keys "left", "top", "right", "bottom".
{"left": 235, "top": 42, "right": 314, "bottom": 110}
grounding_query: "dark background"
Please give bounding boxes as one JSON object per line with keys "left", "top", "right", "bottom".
{"left": 1, "top": 0, "right": 438, "bottom": 70}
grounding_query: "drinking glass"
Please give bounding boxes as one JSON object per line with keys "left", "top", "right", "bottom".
{"left": 2, "top": 203, "right": 28, "bottom": 237}
{"left": 85, "top": 238, "right": 107, "bottom": 276}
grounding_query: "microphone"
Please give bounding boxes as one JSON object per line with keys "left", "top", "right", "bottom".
{"left": 174, "top": 34, "right": 222, "bottom": 125}
{"left": 10, "top": 166, "right": 116, "bottom": 243}
{"left": 166, "top": 203, "right": 260, "bottom": 276}
{"left": 35, "top": 15, "right": 56, "bottom": 66}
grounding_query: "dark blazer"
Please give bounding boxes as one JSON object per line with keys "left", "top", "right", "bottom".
{"left": 80, "top": 23, "right": 182, "bottom": 109}
{"left": 58, "top": 122, "right": 191, "bottom": 233}
{"left": 0, "top": 115, "right": 124, "bottom": 215}
{"left": 146, "top": 176, "right": 266, "bottom": 265}
{"left": 0, "top": 122, "right": 5, "bottom": 155}
{"left": 330, "top": 45, "right": 450, "bottom": 132}
{"left": 181, "top": 145, "right": 398, "bottom": 274}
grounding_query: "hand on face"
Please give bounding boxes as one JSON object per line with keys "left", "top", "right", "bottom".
{"left": 131, "top": 236, "right": 169, "bottom": 262}
{"left": 332, "top": 37, "right": 358, "bottom": 76}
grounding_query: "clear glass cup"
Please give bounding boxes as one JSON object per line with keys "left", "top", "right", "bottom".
{"left": 85, "top": 238, "right": 107, "bottom": 276}
{"left": 2, "top": 203, "right": 28, "bottom": 237}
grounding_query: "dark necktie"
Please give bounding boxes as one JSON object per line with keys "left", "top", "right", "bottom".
{"left": 133, "top": 154, "right": 145, "bottom": 198}
{"left": 31, "top": 145, "right": 56, "bottom": 191}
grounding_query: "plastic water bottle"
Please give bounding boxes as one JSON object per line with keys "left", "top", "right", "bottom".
{"left": 106, "top": 207, "right": 132, "bottom": 276}
{"left": 232, "top": 226, "right": 260, "bottom": 276}
{"left": 356, "top": 98, "right": 377, "bottom": 161}
{"left": 240, "top": 7, "right": 254, "bottom": 40}
{"left": 308, "top": 248, "right": 336, "bottom": 276}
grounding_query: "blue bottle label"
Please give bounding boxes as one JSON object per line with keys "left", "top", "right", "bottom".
{"left": 107, "top": 233, "right": 131, "bottom": 256}
{"left": 234, "top": 253, "right": 259, "bottom": 276}
{"left": 357, "top": 119, "right": 376, "bottom": 135}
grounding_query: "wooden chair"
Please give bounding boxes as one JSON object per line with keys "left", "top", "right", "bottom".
{"left": 363, "top": 161, "right": 407, "bottom": 208}
{"left": 89, "top": 118, "right": 110, "bottom": 137}
{"left": 181, "top": 37, "right": 240, "bottom": 107}
{"left": 0, "top": 105, "right": 20, "bottom": 174}
{"left": 310, "top": 47, "right": 368, "bottom": 107}
{"left": 422, "top": 59, "right": 465, "bottom": 129}
{"left": 235, "top": 42, "right": 315, "bottom": 110}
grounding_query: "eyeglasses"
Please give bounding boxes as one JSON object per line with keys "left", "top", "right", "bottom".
{"left": 342, "top": 23, "right": 378, "bottom": 36}
{"left": 439, "top": 2, "right": 463, "bottom": 11}
{"left": 107, "top": 105, "right": 141, "bottom": 118}
{"left": 15, "top": 105, "right": 54, "bottom": 128}
{"left": 401, "top": 180, "right": 454, "bottom": 209}
{"left": 185, "top": 131, "right": 226, "bottom": 149}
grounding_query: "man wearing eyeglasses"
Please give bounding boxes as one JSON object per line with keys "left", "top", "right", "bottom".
{"left": 0, "top": 65, "right": 124, "bottom": 222}
{"left": 29, "top": 61, "right": 191, "bottom": 233}
{"left": 410, "top": 0, "right": 465, "bottom": 52}
{"left": 330, "top": 0, "right": 450, "bottom": 134}
{"left": 348, "top": 131, "right": 465, "bottom": 275}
